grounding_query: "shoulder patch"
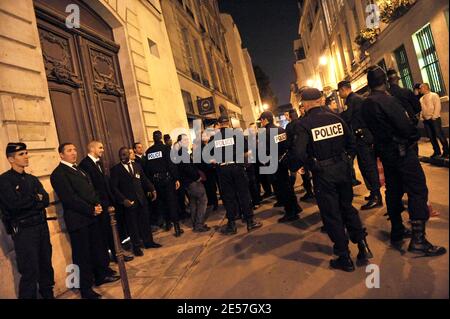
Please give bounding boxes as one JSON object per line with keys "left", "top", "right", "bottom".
{"left": 214, "top": 137, "right": 235, "bottom": 148}
{"left": 147, "top": 151, "right": 163, "bottom": 160}
{"left": 311, "top": 123, "right": 344, "bottom": 142}
{"left": 274, "top": 133, "right": 287, "bottom": 144}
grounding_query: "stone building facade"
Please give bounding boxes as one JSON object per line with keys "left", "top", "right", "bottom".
{"left": 0, "top": 0, "right": 190, "bottom": 298}
{"left": 292, "top": 0, "right": 449, "bottom": 129}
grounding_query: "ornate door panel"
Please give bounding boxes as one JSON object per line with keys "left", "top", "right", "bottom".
{"left": 37, "top": 20, "right": 93, "bottom": 154}
{"left": 78, "top": 38, "right": 133, "bottom": 166}
{"left": 35, "top": 0, "right": 133, "bottom": 169}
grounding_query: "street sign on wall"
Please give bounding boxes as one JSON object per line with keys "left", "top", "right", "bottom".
{"left": 197, "top": 97, "right": 216, "bottom": 115}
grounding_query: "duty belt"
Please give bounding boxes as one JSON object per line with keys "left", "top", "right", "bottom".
{"left": 12, "top": 213, "right": 47, "bottom": 229}
{"left": 315, "top": 154, "right": 346, "bottom": 167}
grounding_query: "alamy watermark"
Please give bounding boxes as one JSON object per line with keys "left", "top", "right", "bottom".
{"left": 162, "top": 120, "right": 281, "bottom": 175}
{"left": 365, "top": 264, "right": 380, "bottom": 289}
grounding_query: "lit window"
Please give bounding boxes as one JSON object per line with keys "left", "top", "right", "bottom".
{"left": 393, "top": 44, "right": 414, "bottom": 90}
{"left": 413, "top": 23, "right": 446, "bottom": 96}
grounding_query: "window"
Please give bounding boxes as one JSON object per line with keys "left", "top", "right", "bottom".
{"left": 181, "top": 90, "right": 194, "bottom": 114}
{"left": 393, "top": 45, "right": 414, "bottom": 90}
{"left": 181, "top": 28, "right": 195, "bottom": 73}
{"left": 193, "top": 40, "right": 208, "bottom": 86}
{"left": 147, "top": 38, "right": 159, "bottom": 58}
{"left": 321, "top": 0, "right": 332, "bottom": 34}
{"left": 206, "top": 50, "right": 218, "bottom": 89}
{"left": 413, "top": 24, "right": 446, "bottom": 96}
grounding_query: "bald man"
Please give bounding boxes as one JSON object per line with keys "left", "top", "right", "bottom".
{"left": 79, "top": 141, "right": 133, "bottom": 263}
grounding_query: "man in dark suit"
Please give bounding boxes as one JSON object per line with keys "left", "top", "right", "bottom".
{"left": 133, "top": 142, "right": 146, "bottom": 168}
{"left": 79, "top": 141, "right": 133, "bottom": 263}
{"left": 50, "top": 143, "right": 120, "bottom": 299}
{"left": 110, "top": 147, "right": 162, "bottom": 257}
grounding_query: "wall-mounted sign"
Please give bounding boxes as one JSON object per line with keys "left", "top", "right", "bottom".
{"left": 197, "top": 97, "right": 215, "bottom": 115}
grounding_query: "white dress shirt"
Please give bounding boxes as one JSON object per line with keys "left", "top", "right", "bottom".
{"left": 420, "top": 91, "right": 441, "bottom": 120}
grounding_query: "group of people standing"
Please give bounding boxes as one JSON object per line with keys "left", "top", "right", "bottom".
{"left": 0, "top": 65, "right": 447, "bottom": 300}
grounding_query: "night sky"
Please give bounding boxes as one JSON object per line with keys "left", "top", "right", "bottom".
{"left": 219, "top": 0, "right": 299, "bottom": 106}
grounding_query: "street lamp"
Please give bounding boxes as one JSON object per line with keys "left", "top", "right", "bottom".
{"left": 319, "top": 55, "right": 328, "bottom": 66}
{"left": 306, "top": 79, "right": 314, "bottom": 87}
{"left": 262, "top": 103, "right": 270, "bottom": 110}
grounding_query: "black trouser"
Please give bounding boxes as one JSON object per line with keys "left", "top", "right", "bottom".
{"left": 423, "top": 118, "right": 449, "bottom": 155}
{"left": 68, "top": 220, "right": 110, "bottom": 291}
{"left": 259, "top": 171, "right": 273, "bottom": 195}
{"left": 275, "top": 162, "right": 300, "bottom": 217}
{"left": 12, "top": 222, "right": 54, "bottom": 299}
{"left": 379, "top": 146, "right": 429, "bottom": 232}
{"left": 217, "top": 164, "right": 254, "bottom": 222}
{"left": 98, "top": 209, "right": 116, "bottom": 257}
{"left": 202, "top": 170, "right": 218, "bottom": 207}
{"left": 312, "top": 160, "right": 365, "bottom": 256}
{"left": 246, "top": 164, "right": 262, "bottom": 205}
{"left": 355, "top": 139, "right": 381, "bottom": 193}
{"left": 177, "top": 188, "right": 188, "bottom": 218}
{"left": 124, "top": 203, "right": 153, "bottom": 247}
{"left": 154, "top": 178, "right": 180, "bottom": 223}
{"left": 301, "top": 169, "right": 313, "bottom": 194}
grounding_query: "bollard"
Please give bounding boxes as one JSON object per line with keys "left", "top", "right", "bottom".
{"left": 108, "top": 206, "right": 132, "bottom": 299}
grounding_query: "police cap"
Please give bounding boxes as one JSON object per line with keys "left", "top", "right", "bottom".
{"left": 300, "top": 88, "right": 323, "bottom": 101}
{"left": 258, "top": 111, "right": 274, "bottom": 122}
{"left": 367, "top": 65, "right": 387, "bottom": 88}
{"left": 6, "top": 142, "right": 27, "bottom": 157}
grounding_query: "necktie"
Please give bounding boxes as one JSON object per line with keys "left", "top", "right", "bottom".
{"left": 96, "top": 160, "right": 103, "bottom": 173}
{"left": 72, "top": 164, "right": 86, "bottom": 177}
{"left": 127, "top": 163, "right": 134, "bottom": 176}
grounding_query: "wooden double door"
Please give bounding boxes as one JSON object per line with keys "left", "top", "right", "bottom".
{"left": 35, "top": 0, "right": 133, "bottom": 170}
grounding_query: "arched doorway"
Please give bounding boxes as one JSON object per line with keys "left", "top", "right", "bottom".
{"left": 34, "top": 0, "right": 133, "bottom": 169}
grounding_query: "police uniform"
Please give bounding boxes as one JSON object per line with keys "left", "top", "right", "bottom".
{"left": 212, "top": 116, "right": 262, "bottom": 235}
{"left": 291, "top": 88, "right": 372, "bottom": 271}
{"left": 361, "top": 66, "right": 446, "bottom": 256}
{"left": 0, "top": 143, "right": 54, "bottom": 298}
{"left": 286, "top": 112, "right": 314, "bottom": 201}
{"left": 144, "top": 137, "right": 183, "bottom": 236}
{"left": 260, "top": 111, "right": 301, "bottom": 223}
{"left": 338, "top": 81, "right": 382, "bottom": 210}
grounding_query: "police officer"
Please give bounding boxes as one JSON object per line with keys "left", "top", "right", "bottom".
{"left": 291, "top": 88, "right": 373, "bottom": 271}
{"left": 387, "top": 69, "right": 421, "bottom": 127}
{"left": 338, "top": 80, "right": 383, "bottom": 210}
{"left": 259, "top": 111, "right": 302, "bottom": 223}
{"left": 287, "top": 101, "right": 315, "bottom": 201}
{"left": 361, "top": 66, "right": 446, "bottom": 256}
{"left": 144, "top": 130, "right": 184, "bottom": 237}
{"left": 0, "top": 143, "right": 55, "bottom": 298}
{"left": 212, "top": 116, "right": 262, "bottom": 235}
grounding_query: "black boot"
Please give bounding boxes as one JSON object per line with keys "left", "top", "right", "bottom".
{"left": 300, "top": 192, "right": 314, "bottom": 201}
{"left": 164, "top": 222, "right": 173, "bottom": 232}
{"left": 361, "top": 191, "right": 383, "bottom": 210}
{"left": 132, "top": 246, "right": 144, "bottom": 257}
{"left": 221, "top": 220, "right": 237, "bottom": 235}
{"left": 174, "top": 222, "right": 184, "bottom": 237}
{"left": 356, "top": 237, "right": 373, "bottom": 266}
{"left": 246, "top": 218, "right": 263, "bottom": 232}
{"left": 408, "top": 220, "right": 446, "bottom": 256}
{"left": 390, "top": 225, "right": 412, "bottom": 244}
{"left": 330, "top": 254, "right": 355, "bottom": 272}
